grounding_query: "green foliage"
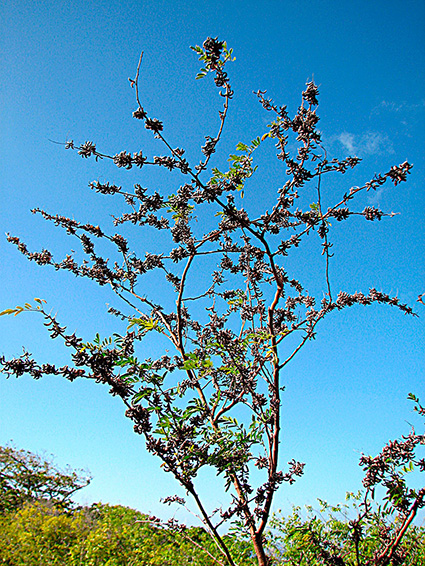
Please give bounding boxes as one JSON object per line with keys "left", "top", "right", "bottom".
{"left": 0, "top": 442, "right": 423, "bottom": 565}
{"left": 266, "top": 495, "right": 425, "bottom": 565}
{"left": 126, "top": 316, "right": 164, "bottom": 334}
{"left": 0, "top": 445, "right": 90, "bottom": 514}
{"left": 0, "top": 502, "right": 256, "bottom": 566}
{"left": 1, "top": 497, "right": 423, "bottom": 566}
{"left": 0, "top": 502, "right": 89, "bottom": 565}
{"left": 210, "top": 137, "right": 261, "bottom": 197}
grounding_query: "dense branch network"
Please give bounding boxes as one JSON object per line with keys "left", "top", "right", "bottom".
{"left": 0, "top": 38, "right": 420, "bottom": 566}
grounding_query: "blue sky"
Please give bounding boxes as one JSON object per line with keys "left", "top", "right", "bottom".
{"left": 1, "top": 0, "right": 424, "bottom": 523}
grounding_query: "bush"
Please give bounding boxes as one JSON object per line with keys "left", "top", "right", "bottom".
{"left": 0, "top": 445, "right": 90, "bottom": 514}
{"left": 0, "top": 501, "right": 255, "bottom": 566}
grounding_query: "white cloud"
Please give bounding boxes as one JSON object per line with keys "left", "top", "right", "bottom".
{"left": 334, "top": 131, "right": 394, "bottom": 156}
{"left": 367, "top": 184, "right": 386, "bottom": 206}
{"left": 362, "top": 132, "right": 394, "bottom": 154}
{"left": 371, "top": 100, "right": 425, "bottom": 135}
{"left": 336, "top": 132, "right": 356, "bottom": 154}
{"left": 373, "top": 99, "right": 425, "bottom": 113}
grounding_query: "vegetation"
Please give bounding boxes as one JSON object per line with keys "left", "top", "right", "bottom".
{"left": 0, "top": 445, "right": 255, "bottom": 565}
{"left": 1, "top": 37, "right": 423, "bottom": 564}
{"left": 0, "top": 445, "right": 90, "bottom": 514}
{"left": 266, "top": 495, "right": 425, "bottom": 565}
{"left": 0, "top": 501, "right": 256, "bottom": 565}
{"left": 0, "top": 442, "right": 423, "bottom": 565}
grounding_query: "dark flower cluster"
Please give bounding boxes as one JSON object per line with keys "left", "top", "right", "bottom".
{"left": 360, "top": 432, "right": 424, "bottom": 491}
{"left": 331, "top": 207, "right": 350, "bottom": 221}
{"left": 161, "top": 495, "right": 186, "bottom": 506}
{"left": 113, "top": 151, "right": 133, "bottom": 169}
{"left": 333, "top": 289, "right": 415, "bottom": 316}
{"left": 202, "top": 36, "right": 224, "bottom": 65}
{"left": 154, "top": 155, "right": 178, "bottom": 170}
{"left": 302, "top": 81, "right": 319, "bottom": 106}
{"left": 201, "top": 135, "right": 218, "bottom": 157}
{"left": 365, "top": 161, "right": 412, "bottom": 190}
{"left": 145, "top": 118, "right": 163, "bottom": 133}
{"left": 78, "top": 141, "right": 96, "bottom": 158}
{"left": 359, "top": 430, "right": 424, "bottom": 520}
{"left": 282, "top": 459, "right": 306, "bottom": 485}
{"left": 125, "top": 404, "right": 152, "bottom": 434}
{"left": 132, "top": 106, "right": 147, "bottom": 120}
{"left": 89, "top": 181, "right": 121, "bottom": 195}
{"left": 363, "top": 206, "right": 383, "bottom": 221}
{"left": 111, "top": 234, "right": 129, "bottom": 253}
{"left": 253, "top": 472, "right": 285, "bottom": 517}
{"left": 169, "top": 246, "right": 189, "bottom": 262}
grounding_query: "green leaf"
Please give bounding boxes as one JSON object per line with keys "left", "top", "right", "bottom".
{"left": 127, "top": 316, "right": 163, "bottom": 333}
{"left": 236, "top": 142, "right": 249, "bottom": 152}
